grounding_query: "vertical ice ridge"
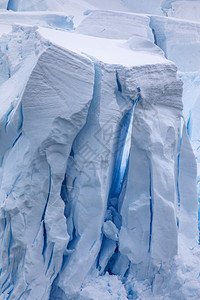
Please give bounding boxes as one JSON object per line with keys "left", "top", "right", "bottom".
{"left": 198, "top": 176, "right": 200, "bottom": 244}
{"left": 108, "top": 102, "right": 136, "bottom": 205}
{"left": 12, "top": 132, "right": 22, "bottom": 148}
{"left": 151, "top": 28, "right": 158, "bottom": 46}
{"left": 0, "top": 26, "right": 51, "bottom": 171}
{"left": 0, "top": 215, "right": 14, "bottom": 296}
{"left": 60, "top": 55, "right": 101, "bottom": 243}
{"left": 45, "top": 243, "right": 54, "bottom": 275}
{"left": 5, "top": 106, "right": 14, "bottom": 132}
{"left": 42, "top": 221, "right": 47, "bottom": 261}
{"left": 177, "top": 118, "right": 183, "bottom": 210}
{"left": 178, "top": 121, "right": 198, "bottom": 243}
{"left": 0, "top": 43, "right": 95, "bottom": 299}
{"left": 102, "top": 87, "right": 141, "bottom": 240}
{"left": 118, "top": 63, "right": 183, "bottom": 283}
{"left": 149, "top": 16, "right": 168, "bottom": 59}
{"left": 186, "top": 110, "right": 192, "bottom": 139}
{"left": 97, "top": 85, "right": 141, "bottom": 275}
{"left": 55, "top": 57, "right": 103, "bottom": 298}
{"left": 149, "top": 16, "right": 167, "bottom": 58}
{"left": 6, "top": 0, "right": 11, "bottom": 10}
{"left": 56, "top": 57, "right": 141, "bottom": 297}
{"left": 148, "top": 162, "right": 153, "bottom": 254}
{"left": 18, "top": 103, "right": 23, "bottom": 133}
{"left": 116, "top": 71, "right": 122, "bottom": 93}
{"left": 41, "top": 165, "right": 52, "bottom": 222}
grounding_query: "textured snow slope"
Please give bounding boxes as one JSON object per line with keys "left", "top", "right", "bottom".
{"left": 0, "top": 2, "right": 200, "bottom": 300}
{"left": 39, "top": 28, "right": 166, "bottom": 67}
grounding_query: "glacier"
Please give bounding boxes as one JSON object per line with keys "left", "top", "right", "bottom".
{"left": 0, "top": 1, "right": 200, "bottom": 300}
{"left": 149, "top": 11, "right": 200, "bottom": 243}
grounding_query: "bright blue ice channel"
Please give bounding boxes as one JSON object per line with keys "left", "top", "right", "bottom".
{"left": 98, "top": 90, "right": 141, "bottom": 275}
{"left": 186, "top": 117, "right": 200, "bottom": 243}
{"left": 107, "top": 90, "right": 141, "bottom": 228}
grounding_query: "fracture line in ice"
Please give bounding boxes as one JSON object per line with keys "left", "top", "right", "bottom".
{"left": 100, "top": 87, "right": 142, "bottom": 274}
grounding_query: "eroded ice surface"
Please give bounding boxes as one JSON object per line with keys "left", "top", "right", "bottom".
{"left": 0, "top": 2, "right": 200, "bottom": 300}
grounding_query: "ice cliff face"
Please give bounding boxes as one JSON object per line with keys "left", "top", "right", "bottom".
{"left": 150, "top": 12, "right": 200, "bottom": 243}
{"left": 0, "top": 2, "right": 200, "bottom": 300}
{"left": 0, "top": 26, "right": 95, "bottom": 299}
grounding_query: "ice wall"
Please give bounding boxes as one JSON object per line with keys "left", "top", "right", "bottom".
{"left": 76, "top": 10, "right": 154, "bottom": 41}
{"left": 47, "top": 37, "right": 185, "bottom": 298}
{"left": 0, "top": 0, "right": 8, "bottom": 9}
{"left": 0, "top": 5, "right": 199, "bottom": 300}
{"left": 150, "top": 15, "right": 200, "bottom": 72}
{"left": 150, "top": 14, "right": 200, "bottom": 240}
{"left": 0, "top": 26, "right": 94, "bottom": 299}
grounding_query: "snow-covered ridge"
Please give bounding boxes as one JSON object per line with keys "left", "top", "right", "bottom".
{"left": 0, "top": 11, "right": 74, "bottom": 31}
{"left": 76, "top": 10, "right": 154, "bottom": 41}
{"left": 2, "top": 0, "right": 200, "bottom": 23}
